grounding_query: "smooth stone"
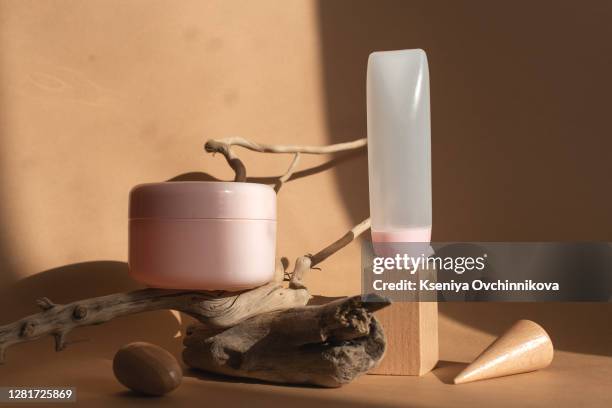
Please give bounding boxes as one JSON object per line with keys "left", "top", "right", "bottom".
{"left": 113, "top": 342, "right": 183, "bottom": 396}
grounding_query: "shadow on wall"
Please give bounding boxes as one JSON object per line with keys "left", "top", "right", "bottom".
{"left": 0, "top": 238, "right": 17, "bottom": 290}
{"left": 0, "top": 34, "right": 16, "bottom": 289}
{"left": 316, "top": 0, "right": 612, "bottom": 241}
{"left": 317, "top": 0, "right": 612, "bottom": 356}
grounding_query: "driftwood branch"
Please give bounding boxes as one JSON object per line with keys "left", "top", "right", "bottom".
{"left": 310, "top": 218, "right": 371, "bottom": 266}
{"left": 183, "top": 295, "right": 390, "bottom": 387}
{"left": 288, "top": 217, "right": 371, "bottom": 289}
{"left": 275, "top": 152, "right": 300, "bottom": 192}
{"left": 204, "top": 137, "right": 367, "bottom": 184}
{"left": 0, "top": 282, "right": 309, "bottom": 363}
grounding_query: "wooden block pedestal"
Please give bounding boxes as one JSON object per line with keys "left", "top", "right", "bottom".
{"left": 370, "top": 302, "right": 438, "bottom": 376}
{"left": 369, "top": 264, "right": 438, "bottom": 376}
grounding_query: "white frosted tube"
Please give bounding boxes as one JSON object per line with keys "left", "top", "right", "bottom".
{"left": 367, "top": 49, "right": 432, "bottom": 244}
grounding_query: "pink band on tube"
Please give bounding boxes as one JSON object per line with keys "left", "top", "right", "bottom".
{"left": 371, "top": 227, "right": 432, "bottom": 243}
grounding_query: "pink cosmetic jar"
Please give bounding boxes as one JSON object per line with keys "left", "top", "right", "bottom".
{"left": 128, "top": 181, "right": 276, "bottom": 290}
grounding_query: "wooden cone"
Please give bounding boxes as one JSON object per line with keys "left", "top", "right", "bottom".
{"left": 454, "top": 319, "right": 553, "bottom": 384}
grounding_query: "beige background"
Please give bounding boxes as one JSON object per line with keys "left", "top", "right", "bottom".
{"left": 0, "top": 1, "right": 610, "bottom": 406}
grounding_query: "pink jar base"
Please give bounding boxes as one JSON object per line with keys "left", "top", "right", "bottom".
{"left": 129, "top": 218, "right": 276, "bottom": 290}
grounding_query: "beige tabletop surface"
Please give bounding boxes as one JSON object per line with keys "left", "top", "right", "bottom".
{"left": 1, "top": 299, "right": 610, "bottom": 408}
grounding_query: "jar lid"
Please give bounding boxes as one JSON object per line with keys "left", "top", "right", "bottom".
{"left": 129, "top": 181, "right": 276, "bottom": 221}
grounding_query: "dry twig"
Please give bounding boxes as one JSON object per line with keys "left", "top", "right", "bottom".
{"left": 204, "top": 136, "right": 366, "bottom": 185}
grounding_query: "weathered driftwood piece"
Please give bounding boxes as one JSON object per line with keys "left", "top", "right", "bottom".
{"left": 183, "top": 295, "right": 390, "bottom": 387}
{"left": 0, "top": 280, "right": 309, "bottom": 363}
